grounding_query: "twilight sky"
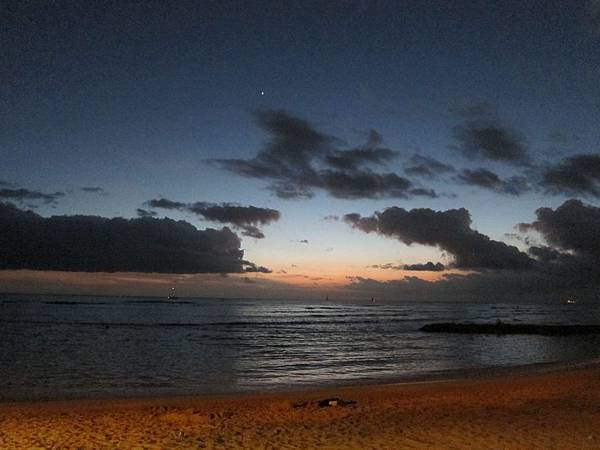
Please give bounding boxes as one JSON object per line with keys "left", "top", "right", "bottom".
{"left": 2, "top": 0, "right": 600, "bottom": 301}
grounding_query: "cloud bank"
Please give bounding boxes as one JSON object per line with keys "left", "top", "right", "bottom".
{"left": 344, "top": 199, "right": 600, "bottom": 301}
{"left": 343, "top": 206, "right": 533, "bottom": 270}
{"left": 0, "top": 202, "right": 258, "bottom": 273}
{"left": 519, "top": 199, "right": 600, "bottom": 262}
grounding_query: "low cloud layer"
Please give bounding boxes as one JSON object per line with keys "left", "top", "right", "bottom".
{"left": 211, "top": 109, "right": 437, "bottom": 200}
{"left": 145, "top": 199, "right": 280, "bottom": 239}
{"left": 343, "top": 206, "right": 533, "bottom": 270}
{"left": 403, "top": 262, "right": 445, "bottom": 271}
{"left": 244, "top": 264, "right": 272, "bottom": 273}
{"left": 370, "top": 262, "right": 445, "bottom": 271}
{"left": 370, "top": 263, "right": 404, "bottom": 270}
{"left": 344, "top": 268, "right": 593, "bottom": 302}
{"left": 0, "top": 202, "right": 257, "bottom": 273}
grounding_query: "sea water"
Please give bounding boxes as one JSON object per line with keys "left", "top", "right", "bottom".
{"left": 2, "top": 294, "right": 600, "bottom": 400}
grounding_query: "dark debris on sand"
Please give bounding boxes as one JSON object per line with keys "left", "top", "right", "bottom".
{"left": 292, "top": 397, "right": 357, "bottom": 409}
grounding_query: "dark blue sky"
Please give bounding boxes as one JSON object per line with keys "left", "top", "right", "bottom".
{"left": 2, "top": 0, "right": 600, "bottom": 298}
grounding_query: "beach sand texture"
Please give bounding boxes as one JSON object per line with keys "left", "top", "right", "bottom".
{"left": 1, "top": 363, "right": 599, "bottom": 449}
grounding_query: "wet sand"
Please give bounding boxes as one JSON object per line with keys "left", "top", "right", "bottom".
{"left": 1, "top": 361, "right": 599, "bottom": 449}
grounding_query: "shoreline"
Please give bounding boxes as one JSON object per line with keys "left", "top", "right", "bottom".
{"left": 2, "top": 359, "right": 600, "bottom": 448}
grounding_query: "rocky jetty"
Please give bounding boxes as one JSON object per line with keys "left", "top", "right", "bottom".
{"left": 420, "top": 322, "right": 600, "bottom": 336}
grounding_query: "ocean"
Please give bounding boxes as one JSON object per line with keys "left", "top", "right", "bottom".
{"left": 2, "top": 294, "right": 600, "bottom": 401}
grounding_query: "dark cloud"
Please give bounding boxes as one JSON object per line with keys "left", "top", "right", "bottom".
{"left": 187, "top": 202, "right": 280, "bottom": 227}
{"left": 540, "top": 154, "right": 600, "bottom": 198}
{"left": 244, "top": 264, "right": 272, "bottom": 274}
{"left": 527, "top": 245, "right": 565, "bottom": 263}
{"left": 343, "top": 206, "right": 533, "bottom": 270}
{"left": 455, "top": 168, "right": 530, "bottom": 196}
{"left": 210, "top": 109, "right": 334, "bottom": 193}
{"left": 136, "top": 208, "right": 157, "bottom": 218}
{"left": 240, "top": 225, "right": 265, "bottom": 239}
{"left": 267, "top": 181, "right": 314, "bottom": 199}
{"left": 0, "top": 187, "right": 65, "bottom": 205}
{"left": 0, "top": 181, "right": 14, "bottom": 187}
{"left": 324, "top": 128, "right": 391, "bottom": 172}
{"left": 211, "top": 109, "right": 437, "bottom": 200}
{"left": 407, "top": 187, "right": 438, "bottom": 198}
{"left": 519, "top": 199, "right": 600, "bottom": 260}
{"left": 325, "top": 148, "right": 397, "bottom": 170}
{"left": 320, "top": 170, "right": 430, "bottom": 199}
{"left": 0, "top": 202, "right": 257, "bottom": 274}
{"left": 449, "top": 100, "right": 524, "bottom": 163}
{"left": 404, "top": 155, "right": 455, "bottom": 177}
{"left": 516, "top": 200, "right": 600, "bottom": 293}
{"left": 146, "top": 198, "right": 187, "bottom": 209}
{"left": 325, "top": 136, "right": 398, "bottom": 171}
{"left": 451, "top": 120, "right": 530, "bottom": 166}
{"left": 370, "top": 263, "right": 404, "bottom": 270}
{"left": 404, "top": 262, "right": 445, "bottom": 271}
{"left": 145, "top": 198, "right": 280, "bottom": 239}
{"left": 80, "top": 186, "right": 104, "bottom": 193}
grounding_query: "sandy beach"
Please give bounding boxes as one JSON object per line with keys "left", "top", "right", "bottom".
{"left": 1, "top": 361, "right": 599, "bottom": 449}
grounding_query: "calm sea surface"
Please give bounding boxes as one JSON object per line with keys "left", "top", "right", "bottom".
{"left": 2, "top": 294, "right": 600, "bottom": 401}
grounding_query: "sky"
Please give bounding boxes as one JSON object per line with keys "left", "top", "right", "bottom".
{"left": 1, "top": 0, "right": 600, "bottom": 301}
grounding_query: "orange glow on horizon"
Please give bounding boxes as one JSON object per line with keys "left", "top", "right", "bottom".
{"left": 0, "top": 266, "right": 467, "bottom": 298}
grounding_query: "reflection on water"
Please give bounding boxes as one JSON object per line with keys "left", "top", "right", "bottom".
{"left": 1, "top": 294, "right": 599, "bottom": 400}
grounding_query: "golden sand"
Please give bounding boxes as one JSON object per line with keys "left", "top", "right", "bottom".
{"left": 1, "top": 362, "right": 599, "bottom": 449}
